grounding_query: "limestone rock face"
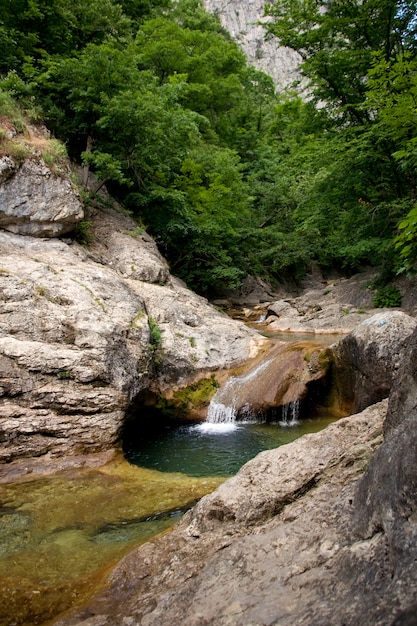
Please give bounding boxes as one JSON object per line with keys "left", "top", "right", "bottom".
{"left": 0, "top": 157, "right": 84, "bottom": 237}
{"left": 203, "top": 0, "right": 301, "bottom": 90}
{"left": 0, "top": 204, "right": 263, "bottom": 461}
{"left": 331, "top": 311, "right": 417, "bottom": 413}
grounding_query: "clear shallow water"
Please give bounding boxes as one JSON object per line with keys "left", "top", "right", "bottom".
{"left": 125, "top": 414, "right": 339, "bottom": 478}
{"left": 0, "top": 462, "right": 223, "bottom": 626}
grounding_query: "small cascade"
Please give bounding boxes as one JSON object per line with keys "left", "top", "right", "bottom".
{"left": 205, "top": 337, "right": 331, "bottom": 426}
{"left": 206, "top": 359, "right": 273, "bottom": 424}
{"left": 206, "top": 401, "right": 236, "bottom": 424}
{"left": 256, "top": 311, "right": 267, "bottom": 323}
{"left": 279, "top": 400, "right": 301, "bottom": 426}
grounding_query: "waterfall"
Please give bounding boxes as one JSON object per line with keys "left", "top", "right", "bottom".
{"left": 206, "top": 359, "right": 273, "bottom": 424}
{"left": 279, "top": 400, "right": 300, "bottom": 426}
{"left": 256, "top": 311, "right": 267, "bottom": 323}
{"left": 206, "top": 401, "right": 236, "bottom": 424}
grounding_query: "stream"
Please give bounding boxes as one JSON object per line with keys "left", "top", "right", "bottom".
{"left": 0, "top": 330, "right": 343, "bottom": 626}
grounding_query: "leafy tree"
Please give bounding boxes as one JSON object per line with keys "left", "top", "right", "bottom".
{"left": 366, "top": 51, "right": 417, "bottom": 272}
{"left": 0, "top": 0, "right": 131, "bottom": 75}
{"left": 264, "top": 0, "right": 417, "bottom": 124}
{"left": 260, "top": 0, "right": 417, "bottom": 280}
{"left": 169, "top": 142, "right": 250, "bottom": 290}
{"left": 133, "top": 11, "right": 248, "bottom": 142}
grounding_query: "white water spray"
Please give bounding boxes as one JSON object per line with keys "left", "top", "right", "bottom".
{"left": 279, "top": 400, "right": 300, "bottom": 426}
{"left": 206, "top": 359, "right": 273, "bottom": 424}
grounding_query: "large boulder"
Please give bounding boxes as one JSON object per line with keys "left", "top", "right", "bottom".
{"left": 383, "top": 324, "right": 417, "bottom": 437}
{"left": 0, "top": 203, "right": 264, "bottom": 462}
{"left": 0, "top": 157, "right": 84, "bottom": 237}
{"left": 331, "top": 311, "right": 417, "bottom": 413}
{"left": 341, "top": 326, "right": 417, "bottom": 624}
{"left": 353, "top": 325, "right": 417, "bottom": 591}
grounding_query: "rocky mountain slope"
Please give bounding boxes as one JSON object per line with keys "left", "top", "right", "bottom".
{"left": 203, "top": 0, "right": 301, "bottom": 89}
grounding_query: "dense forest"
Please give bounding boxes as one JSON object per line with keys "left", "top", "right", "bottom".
{"left": 0, "top": 0, "right": 416, "bottom": 296}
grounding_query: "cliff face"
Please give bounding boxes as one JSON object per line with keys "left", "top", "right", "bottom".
{"left": 0, "top": 134, "right": 264, "bottom": 462}
{"left": 203, "top": 0, "right": 301, "bottom": 90}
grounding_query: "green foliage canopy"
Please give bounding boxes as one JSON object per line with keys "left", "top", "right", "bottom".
{"left": 1, "top": 0, "right": 417, "bottom": 293}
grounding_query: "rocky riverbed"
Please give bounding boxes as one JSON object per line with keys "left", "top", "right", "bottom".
{"left": 48, "top": 314, "right": 417, "bottom": 626}
{"left": 2, "top": 128, "right": 417, "bottom": 626}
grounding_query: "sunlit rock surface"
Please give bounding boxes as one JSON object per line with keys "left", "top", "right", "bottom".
{"left": 0, "top": 170, "right": 264, "bottom": 461}
{"left": 203, "top": 0, "right": 301, "bottom": 90}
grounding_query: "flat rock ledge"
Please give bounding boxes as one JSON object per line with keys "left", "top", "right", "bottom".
{"left": 54, "top": 399, "right": 407, "bottom": 626}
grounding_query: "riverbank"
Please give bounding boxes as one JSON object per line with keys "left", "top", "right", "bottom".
{"left": 215, "top": 269, "right": 417, "bottom": 335}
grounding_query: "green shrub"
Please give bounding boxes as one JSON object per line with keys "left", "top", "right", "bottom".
{"left": 73, "top": 221, "right": 93, "bottom": 246}
{"left": 148, "top": 317, "right": 162, "bottom": 351}
{"left": 41, "top": 138, "right": 68, "bottom": 173}
{"left": 373, "top": 286, "right": 402, "bottom": 308}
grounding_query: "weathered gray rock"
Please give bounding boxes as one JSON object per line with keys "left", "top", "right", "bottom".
{"left": 85, "top": 205, "right": 171, "bottom": 284}
{"left": 350, "top": 326, "right": 417, "bottom": 624}
{"left": 383, "top": 324, "right": 417, "bottom": 436}
{"left": 0, "top": 156, "right": 18, "bottom": 183}
{"left": 0, "top": 157, "right": 84, "bottom": 237}
{"left": 332, "top": 311, "right": 417, "bottom": 414}
{"left": 266, "top": 299, "right": 298, "bottom": 318}
{"left": 203, "top": 0, "right": 302, "bottom": 90}
{"left": 0, "top": 205, "right": 264, "bottom": 461}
